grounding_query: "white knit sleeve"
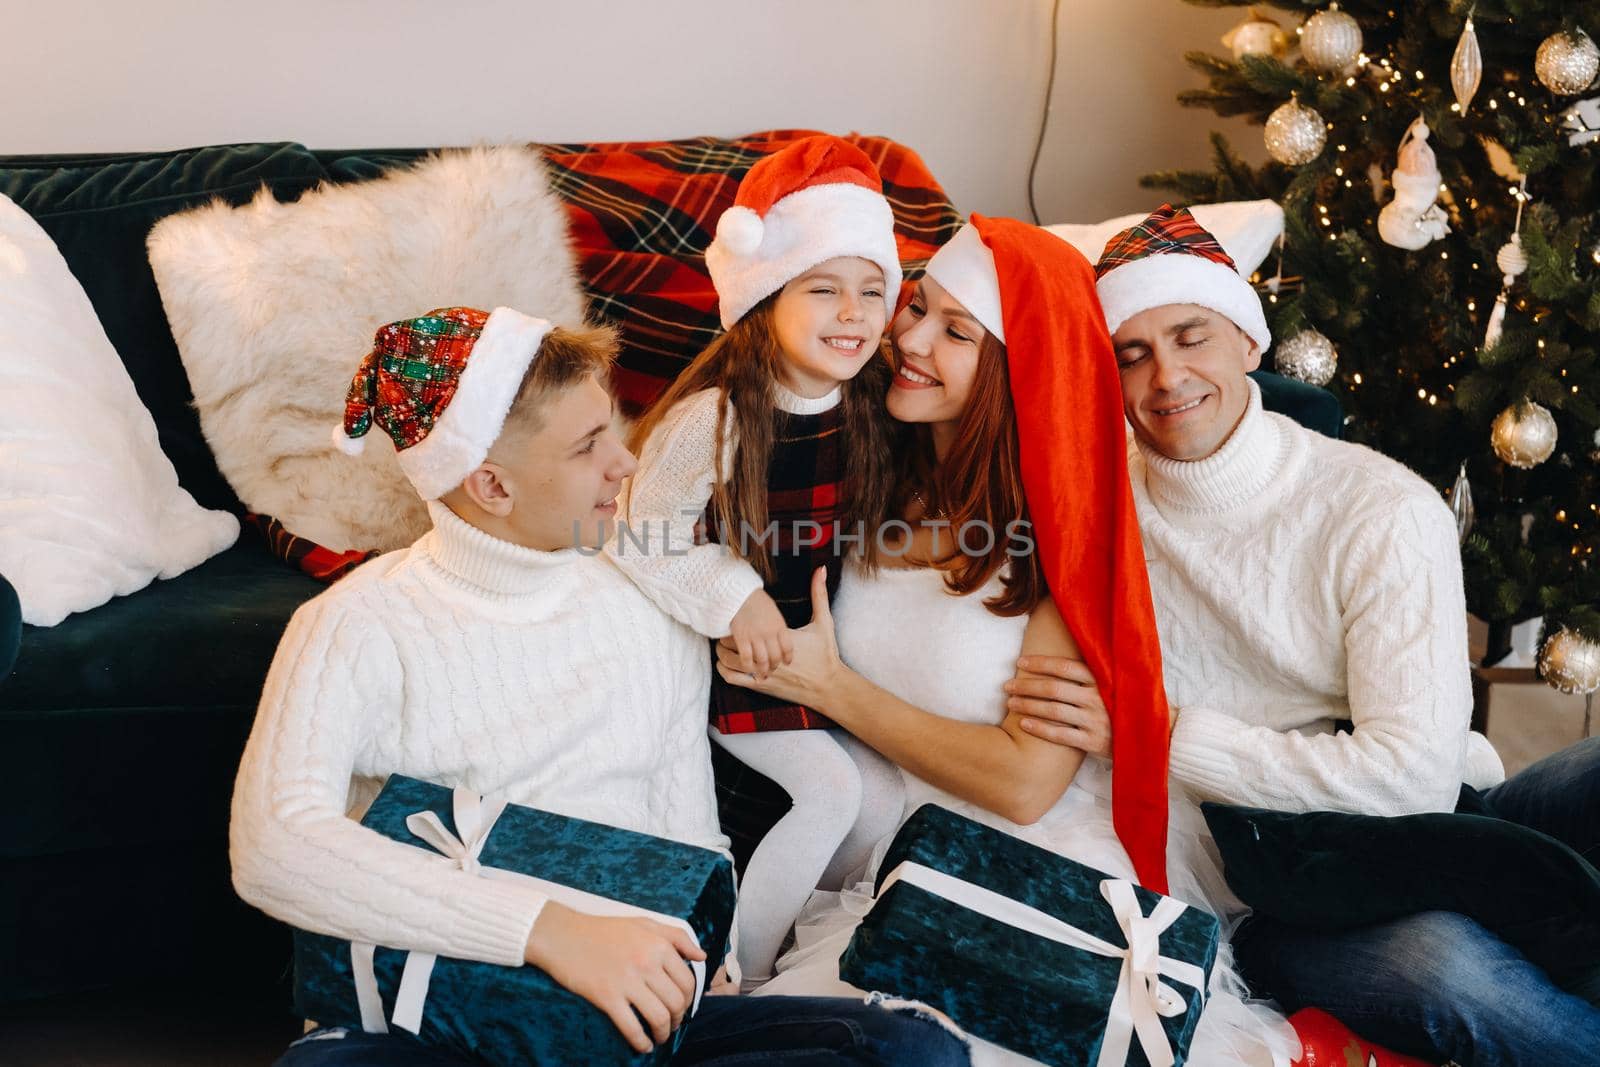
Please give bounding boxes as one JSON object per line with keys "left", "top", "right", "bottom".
{"left": 658, "top": 636, "right": 731, "bottom": 855}
{"left": 229, "top": 597, "right": 547, "bottom": 967}
{"left": 1168, "top": 495, "right": 1472, "bottom": 815}
{"left": 608, "top": 389, "right": 765, "bottom": 638}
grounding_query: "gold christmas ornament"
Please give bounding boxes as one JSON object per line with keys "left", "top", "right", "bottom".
{"left": 1491, "top": 401, "right": 1558, "bottom": 469}
{"left": 1538, "top": 629, "right": 1600, "bottom": 694}
{"left": 1274, "top": 328, "right": 1339, "bottom": 387}
{"left": 1451, "top": 15, "right": 1483, "bottom": 114}
{"left": 1265, "top": 97, "right": 1327, "bottom": 165}
{"left": 1223, "top": 9, "right": 1289, "bottom": 62}
{"left": 1535, "top": 29, "right": 1600, "bottom": 96}
{"left": 1300, "top": 4, "right": 1364, "bottom": 74}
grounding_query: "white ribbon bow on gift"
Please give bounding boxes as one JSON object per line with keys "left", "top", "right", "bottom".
{"left": 351, "top": 787, "right": 709, "bottom": 1037}
{"left": 875, "top": 863, "right": 1207, "bottom": 1067}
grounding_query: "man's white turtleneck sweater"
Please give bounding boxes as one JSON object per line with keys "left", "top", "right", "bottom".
{"left": 230, "top": 500, "right": 724, "bottom": 969}
{"left": 1131, "top": 380, "right": 1505, "bottom": 816}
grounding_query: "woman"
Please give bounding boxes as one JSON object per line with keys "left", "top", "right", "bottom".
{"left": 717, "top": 217, "right": 1295, "bottom": 1067}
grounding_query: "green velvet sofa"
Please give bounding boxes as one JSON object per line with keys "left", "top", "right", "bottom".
{"left": 0, "top": 141, "right": 1341, "bottom": 1007}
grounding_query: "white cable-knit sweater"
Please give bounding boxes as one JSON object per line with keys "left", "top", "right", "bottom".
{"left": 608, "top": 383, "right": 842, "bottom": 638}
{"left": 1135, "top": 381, "right": 1505, "bottom": 816}
{"left": 230, "top": 501, "right": 725, "bottom": 969}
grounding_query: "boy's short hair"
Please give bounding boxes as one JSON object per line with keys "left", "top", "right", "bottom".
{"left": 499, "top": 323, "right": 619, "bottom": 439}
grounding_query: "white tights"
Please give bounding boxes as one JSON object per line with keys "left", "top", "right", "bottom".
{"left": 712, "top": 729, "right": 904, "bottom": 988}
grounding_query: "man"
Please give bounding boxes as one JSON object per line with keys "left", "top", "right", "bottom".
{"left": 231, "top": 307, "right": 967, "bottom": 1067}
{"left": 1011, "top": 208, "right": 1600, "bottom": 1066}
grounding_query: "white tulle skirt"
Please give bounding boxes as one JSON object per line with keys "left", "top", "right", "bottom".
{"left": 753, "top": 759, "right": 1300, "bottom": 1067}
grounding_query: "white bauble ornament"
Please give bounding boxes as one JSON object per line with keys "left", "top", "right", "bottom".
{"left": 1535, "top": 29, "right": 1600, "bottom": 96}
{"left": 1378, "top": 117, "right": 1451, "bottom": 250}
{"left": 1538, "top": 629, "right": 1600, "bottom": 694}
{"left": 1300, "top": 5, "right": 1364, "bottom": 73}
{"left": 1451, "top": 16, "right": 1483, "bottom": 114}
{"left": 1223, "top": 9, "right": 1289, "bottom": 62}
{"left": 1275, "top": 329, "right": 1338, "bottom": 387}
{"left": 1265, "top": 98, "right": 1327, "bottom": 165}
{"left": 1491, "top": 401, "right": 1558, "bottom": 468}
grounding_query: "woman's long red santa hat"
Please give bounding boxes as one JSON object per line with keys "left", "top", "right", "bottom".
{"left": 925, "top": 215, "right": 1171, "bottom": 893}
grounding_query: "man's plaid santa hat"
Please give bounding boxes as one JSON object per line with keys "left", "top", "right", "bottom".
{"left": 333, "top": 306, "right": 554, "bottom": 500}
{"left": 926, "top": 216, "right": 1173, "bottom": 894}
{"left": 706, "top": 135, "right": 902, "bottom": 329}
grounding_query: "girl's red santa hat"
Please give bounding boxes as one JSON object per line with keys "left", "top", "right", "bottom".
{"left": 706, "top": 136, "right": 903, "bottom": 329}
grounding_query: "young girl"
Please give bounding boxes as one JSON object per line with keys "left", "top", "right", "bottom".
{"left": 610, "top": 136, "right": 906, "bottom": 988}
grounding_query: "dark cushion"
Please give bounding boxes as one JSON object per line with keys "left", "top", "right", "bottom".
{"left": 0, "top": 544, "right": 320, "bottom": 859}
{"left": 1202, "top": 798, "right": 1600, "bottom": 987}
{"left": 0, "top": 144, "right": 330, "bottom": 511}
{"left": 0, "top": 574, "right": 17, "bottom": 679}
{"left": 1250, "top": 370, "right": 1342, "bottom": 438}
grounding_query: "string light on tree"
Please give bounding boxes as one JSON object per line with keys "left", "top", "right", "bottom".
{"left": 1300, "top": 4, "right": 1364, "bottom": 73}
{"left": 1265, "top": 96, "right": 1327, "bottom": 164}
{"left": 1491, "top": 401, "right": 1559, "bottom": 469}
{"left": 1534, "top": 29, "right": 1600, "bottom": 96}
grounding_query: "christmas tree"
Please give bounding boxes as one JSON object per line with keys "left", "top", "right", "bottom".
{"left": 1145, "top": 1, "right": 1600, "bottom": 693}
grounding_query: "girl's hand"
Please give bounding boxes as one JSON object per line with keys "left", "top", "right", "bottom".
{"left": 717, "top": 568, "right": 844, "bottom": 706}
{"left": 726, "top": 590, "right": 793, "bottom": 680}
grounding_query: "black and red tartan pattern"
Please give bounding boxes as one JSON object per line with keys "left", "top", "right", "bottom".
{"left": 539, "top": 131, "right": 962, "bottom": 415}
{"left": 343, "top": 307, "right": 489, "bottom": 451}
{"left": 1093, "top": 203, "right": 1238, "bottom": 279}
{"left": 243, "top": 512, "right": 380, "bottom": 583}
{"left": 705, "top": 403, "right": 846, "bottom": 734}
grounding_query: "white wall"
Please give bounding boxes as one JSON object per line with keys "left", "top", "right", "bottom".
{"left": 4, "top": 0, "right": 1264, "bottom": 223}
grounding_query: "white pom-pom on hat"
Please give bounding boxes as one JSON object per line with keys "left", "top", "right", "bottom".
{"left": 717, "top": 206, "right": 765, "bottom": 257}
{"left": 331, "top": 423, "right": 367, "bottom": 456}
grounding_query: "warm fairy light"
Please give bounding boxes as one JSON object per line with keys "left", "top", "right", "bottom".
{"left": 1468, "top": 300, "right": 1477, "bottom": 310}
{"left": 1417, "top": 388, "right": 1427, "bottom": 399}
{"left": 1353, "top": 372, "right": 1363, "bottom": 384}
{"left": 1345, "top": 180, "right": 1353, "bottom": 187}
{"left": 1559, "top": 510, "right": 1569, "bottom": 522}
{"left": 1489, "top": 99, "right": 1498, "bottom": 109}
{"left": 1441, "top": 251, "right": 1449, "bottom": 259}
{"left": 1538, "top": 339, "right": 1546, "bottom": 349}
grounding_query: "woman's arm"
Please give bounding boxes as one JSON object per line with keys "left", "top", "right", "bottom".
{"left": 717, "top": 568, "right": 1087, "bottom": 825}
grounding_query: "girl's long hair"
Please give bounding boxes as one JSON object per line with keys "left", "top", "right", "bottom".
{"left": 629, "top": 295, "right": 899, "bottom": 582}
{"left": 892, "top": 330, "right": 1044, "bottom": 617}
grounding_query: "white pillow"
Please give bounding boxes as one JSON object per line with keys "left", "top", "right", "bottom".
{"left": 1045, "top": 200, "right": 1285, "bottom": 277}
{"left": 147, "top": 146, "right": 586, "bottom": 553}
{"left": 0, "top": 195, "right": 238, "bottom": 627}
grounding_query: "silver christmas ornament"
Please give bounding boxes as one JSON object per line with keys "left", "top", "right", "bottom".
{"left": 1265, "top": 97, "right": 1327, "bottom": 165}
{"left": 1450, "top": 461, "right": 1475, "bottom": 543}
{"left": 1223, "top": 9, "right": 1289, "bottom": 63}
{"left": 1538, "top": 629, "right": 1600, "bottom": 694}
{"left": 1451, "top": 16, "right": 1483, "bottom": 114}
{"left": 1491, "top": 401, "right": 1558, "bottom": 469}
{"left": 1300, "top": 5, "right": 1364, "bottom": 74}
{"left": 1535, "top": 29, "right": 1600, "bottom": 96}
{"left": 1275, "top": 328, "right": 1338, "bottom": 387}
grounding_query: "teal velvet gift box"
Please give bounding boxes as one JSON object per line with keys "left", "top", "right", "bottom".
{"left": 293, "top": 775, "right": 735, "bottom": 1067}
{"left": 840, "top": 804, "right": 1218, "bottom": 1067}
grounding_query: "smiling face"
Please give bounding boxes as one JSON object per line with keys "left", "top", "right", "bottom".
{"left": 886, "top": 274, "right": 986, "bottom": 431}
{"left": 770, "top": 256, "right": 889, "bottom": 398}
{"left": 1112, "top": 303, "right": 1261, "bottom": 462}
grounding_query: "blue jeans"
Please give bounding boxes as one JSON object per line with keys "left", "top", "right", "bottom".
{"left": 273, "top": 993, "right": 969, "bottom": 1066}
{"left": 1234, "top": 736, "right": 1600, "bottom": 1066}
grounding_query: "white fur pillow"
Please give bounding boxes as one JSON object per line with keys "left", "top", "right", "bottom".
{"left": 147, "top": 146, "right": 586, "bottom": 552}
{"left": 0, "top": 195, "right": 238, "bottom": 627}
{"left": 1046, "top": 200, "right": 1285, "bottom": 277}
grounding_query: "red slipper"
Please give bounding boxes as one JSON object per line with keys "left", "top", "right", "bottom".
{"left": 1289, "top": 1007, "right": 1440, "bottom": 1067}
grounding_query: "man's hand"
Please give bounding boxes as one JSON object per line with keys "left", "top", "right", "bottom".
{"left": 1007, "top": 656, "right": 1114, "bottom": 757}
{"left": 524, "top": 901, "right": 705, "bottom": 1053}
{"left": 726, "top": 590, "right": 792, "bottom": 681}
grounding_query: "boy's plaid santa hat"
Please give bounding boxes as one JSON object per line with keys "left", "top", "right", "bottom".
{"left": 333, "top": 306, "right": 553, "bottom": 500}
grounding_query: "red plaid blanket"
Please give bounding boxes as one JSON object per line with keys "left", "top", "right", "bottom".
{"left": 540, "top": 129, "right": 962, "bottom": 414}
